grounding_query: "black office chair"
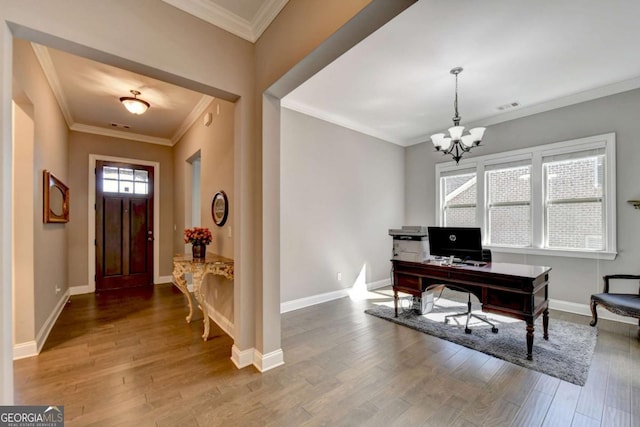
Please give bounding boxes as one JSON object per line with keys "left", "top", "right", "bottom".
{"left": 444, "top": 249, "right": 498, "bottom": 334}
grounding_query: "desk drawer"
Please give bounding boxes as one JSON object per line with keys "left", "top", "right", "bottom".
{"left": 394, "top": 273, "right": 421, "bottom": 292}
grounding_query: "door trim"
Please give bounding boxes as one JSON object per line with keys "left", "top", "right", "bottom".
{"left": 88, "top": 154, "right": 161, "bottom": 292}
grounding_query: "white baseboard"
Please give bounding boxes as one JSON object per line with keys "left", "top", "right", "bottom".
{"left": 281, "top": 289, "right": 349, "bottom": 314}
{"left": 253, "top": 348, "right": 284, "bottom": 372}
{"left": 156, "top": 275, "right": 173, "bottom": 284}
{"left": 231, "top": 345, "right": 254, "bottom": 369}
{"left": 14, "top": 289, "right": 70, "bottom": 360}
{"left": 230, "top": 345, "right": 285, "bottom": 372}
{"left": 280, "top": 278, "right": 392, "bottom": 314}
{"left": 13, "top": 341, "right": 37, "bottom": 360}
{"left": 367, "top": 278, "right": 391, "bottom": 291}
{"left": 550, "top": 298, "right": 637, "bottom": 325}
{"left": 69, "top": 285, "right": 91, "bottom": 295}
{"left": 202, "top": 300, "right": 234, "bottom": 339}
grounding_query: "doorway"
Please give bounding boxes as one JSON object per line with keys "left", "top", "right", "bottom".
{"left": 95, "top": 160, "right": 154, "bottom": 290}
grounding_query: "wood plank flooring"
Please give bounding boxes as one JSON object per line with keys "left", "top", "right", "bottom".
{"left": 13, "top": 284, "right": 640, "bottom": 426}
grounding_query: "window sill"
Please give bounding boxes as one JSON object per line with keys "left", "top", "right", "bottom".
{"left": 484, "top": 245, "right": 617, "bottom": 261}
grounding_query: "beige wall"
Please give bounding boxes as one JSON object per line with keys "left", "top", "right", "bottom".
{"left": 173, "top": 98, "right": 235, "bottom": 324}
{"left": 0, "top": 0, "right": 258, "bottom": 362}
{"left": 67, "top": 131, "right": 174, "bottom": 286}
{"left": 12, "top": 39, "right": 68, "bottom": 345}
{"left": 11, "top": 101, "right": 34, "bottom": 345}
{"left": 0, "top": 0, "right": 410, "bottom": 400}
{"left": 255, "top": 0, "right": 373, "bottom": 92}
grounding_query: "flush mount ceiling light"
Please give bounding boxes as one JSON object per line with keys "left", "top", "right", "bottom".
{"left": 119, "top": 90, "right": 150, "bottom": 115}
{"left": 430, "top": 67, "right": 485, "bottom": 164}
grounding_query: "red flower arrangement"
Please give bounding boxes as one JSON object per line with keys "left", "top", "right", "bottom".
{"left": 184, "top": 227, "right": 212, "bottom": 245}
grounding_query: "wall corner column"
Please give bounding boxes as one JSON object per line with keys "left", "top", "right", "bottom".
{"left": 256, "top": 93, "right": 283, "bottom": 371}
{"left": 0, "top": 19, "right": 14, "bottom": 404}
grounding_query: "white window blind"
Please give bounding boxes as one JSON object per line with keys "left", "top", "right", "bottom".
{"left": 440, "top": 169, "right": 477, "bottom": 227}
{"left": 434, "top": 133, "right": 616, "bottom": 260}
{"left": 485, "top": 161, "right": 532, "bottom": 247}
{"left": 543, "top": 149, "right": 605, "bottom": 250}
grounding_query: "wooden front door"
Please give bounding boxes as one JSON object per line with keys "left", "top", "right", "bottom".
{"left": 96, "top": 161, "right": 154, "bottom": 290}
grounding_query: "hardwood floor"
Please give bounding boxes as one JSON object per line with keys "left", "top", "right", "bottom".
{"left": 13, "top": 284, "right": 640, "bottom": 426}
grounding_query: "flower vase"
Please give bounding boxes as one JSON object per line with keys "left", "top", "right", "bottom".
{"left": 192, "top": 242, "right": 206, "bottom": 259}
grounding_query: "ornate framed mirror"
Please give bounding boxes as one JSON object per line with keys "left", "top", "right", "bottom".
{"left": 43, "top": 170, "right": 69, "bottom": 223}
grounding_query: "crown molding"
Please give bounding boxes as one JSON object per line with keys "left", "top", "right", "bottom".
{"left": 30, "top": 43, "right": 75, "bottom": 128}
{"left": 281, "top": 98, "right": 407, "bottom": 146}
{"left": 32, "top": 43, "right": 213, "bottom": 148}
{"left": 70, "top": 124, "right": 173, "bottom": 146}
{"left": 171, "top": 95, "right": 214, "bottom": 143}
{"left": 161, "top": 0, "right": 252, "bottom": 41}
{"left": 161, "top": 0, "right": 288, "bottom": 42}
{"left": 409, "top": 76, "right": 640, "bottom": 147}
{"left": 252, "top": 0, "right": 289, "bottom": 41}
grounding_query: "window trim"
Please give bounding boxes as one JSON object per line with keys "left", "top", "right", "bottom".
{"left": 434, "top": 133, "right": 617, "bottom": 260}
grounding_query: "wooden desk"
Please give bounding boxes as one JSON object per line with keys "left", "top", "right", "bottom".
{"left": 392, "top": 259, "right": 551, "bottom": 360}
{"left": 172, "top": 253, "right": 234, "bottom": 340}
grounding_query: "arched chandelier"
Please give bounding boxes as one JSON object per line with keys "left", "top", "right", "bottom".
{"left": 430, "top": 67, "right": 485, "bottom": 164}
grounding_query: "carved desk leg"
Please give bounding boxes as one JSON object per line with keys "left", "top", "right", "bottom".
{"left": 172, "top": 262, "right": 194, "bottom": 323}
{"left": 526, "top": 321, "right": 535, "bottom": 361}
{"left": 543, "top": 308, "right": 549, "bottom": 340}
{"left": 394, "top": 289, "right": 399, "bottom": 318}
{"left": 192, "top": 268, "right": 210, "bottom": 341}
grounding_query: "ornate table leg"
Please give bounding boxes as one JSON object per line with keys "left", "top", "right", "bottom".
{"left": 526, "top": 321, "right": 535, "bottom": 361}
{"left": 172, "top": 263, "right": 195, "bottom": 322}
{"left": 192, "top": 269, "right": 210, "bottom": 341}
{"left": 543, "top": 308, "right": 549, "bottom": 340}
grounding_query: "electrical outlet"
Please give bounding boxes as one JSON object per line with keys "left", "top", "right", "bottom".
{"left": 55, "top": 286, "right": 61, "bottom": 295}
{"left": 337, "top": 272, "right": 342, "bottom": 281}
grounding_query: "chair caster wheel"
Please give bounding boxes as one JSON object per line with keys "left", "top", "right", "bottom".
{"left": 465, "top": 328, "right": 472, "bottom": 334}
{"left": 492, "top": 328, "right": 499, "bottom": 334}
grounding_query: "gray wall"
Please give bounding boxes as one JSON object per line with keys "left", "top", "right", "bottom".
{"left": 405, "top": 88, "right": 640, "bottom": 307}
{"left": 281, "top": 108, "right": 404, "bottom": 303}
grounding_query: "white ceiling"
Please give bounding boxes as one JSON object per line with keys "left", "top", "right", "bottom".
{"left": 32, "top": 0, "right": 285, "bottom": 146}
{"left": 282, "top": 0, "right": 640, "bottom": 147}
{"left": 34, "top": 43, "right": 212, "bottom": 146}
{"left": 34, "top": 1, "right": 640, "bottom": 149}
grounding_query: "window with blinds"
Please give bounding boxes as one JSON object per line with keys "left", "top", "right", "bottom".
{"left": 486, "top": 161, "right": 532, "bottom": 246}
{"left": 434, "top": 133, "right": 616, "bottom": 259}
{"left": 543, "top": 150, "right": 605, "bottom": 250}
{"left": 440, "top": 170, "right": 477, "bottom": 227}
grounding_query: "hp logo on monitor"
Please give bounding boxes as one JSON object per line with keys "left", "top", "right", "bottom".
{"left": 449, "top": 234, "right": 457, "bottom": 242}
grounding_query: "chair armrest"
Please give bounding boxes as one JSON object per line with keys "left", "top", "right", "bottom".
{"left": 602, "top": 275, "right": 640, "bottom": 293}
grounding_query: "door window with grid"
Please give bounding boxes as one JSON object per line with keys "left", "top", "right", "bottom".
{"left": 102, "top": 166, "right": 149, "bottom": 195}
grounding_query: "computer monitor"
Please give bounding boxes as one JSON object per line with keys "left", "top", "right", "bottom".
{"left": 427, "top": 226, "right": 483, "bottom": 261}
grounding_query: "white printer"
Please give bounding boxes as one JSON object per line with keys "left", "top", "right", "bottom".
{"left": 389, "top": 226, "right": 433, "bottom": 314}
{"left": 388, "top": 225, "right": 429, "bottom": 262}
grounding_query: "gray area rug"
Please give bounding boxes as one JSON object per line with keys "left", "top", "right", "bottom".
{"left": 365, "top": 297, "right": 596, "bottom": 386}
